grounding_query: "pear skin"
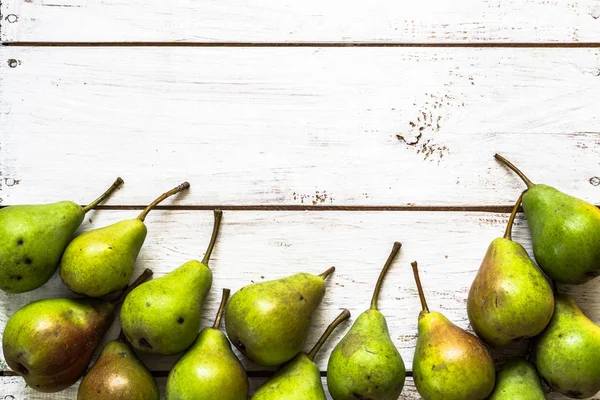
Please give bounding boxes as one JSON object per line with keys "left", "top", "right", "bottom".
{"left": 121, "top": 210, "right": 220, "bottom": 355}
{"left": 166, "top": 289, "right": 249, "bottom": 400}
{"left": 488, "top": 357, "right": 545, "bottom": 400}
{"left": 327, "top": 242, "right": 406, "bottom": 400}
{"left": 0, "top": 178, "right": 123, "bottom": 293}
{"left": 1, "top": 269, "right": 151, "bottom": 393}
{"left": 411, "top": 262, "right": 495, "bottom": 400}
{"left": 467, "top": 193, "right": 554, "bottom": 347}
{"left": 251, "top": 309, "right": 351, "bottom": 400}
{"left": 225, "top": 266, "right": 335, "bottom": 366}
{"left": 77, "top": 335, "right": 159, "bottom": 400}
{"left": 60, "top": 182, "right": 189, "bottom": 297}
{"left": 535, "top": 294, "right": 600, "bottom": 399}
{"left": 495, "top": 154, "right": 600, "bottom": 284}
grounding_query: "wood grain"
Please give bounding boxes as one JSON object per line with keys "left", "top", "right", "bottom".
{"left": 0, "top": 210, "right": 597, "bottom": 376}
{"left": 1, "top": 47, "right": 599, "bottom": 208}
{"left": 2, "top": 0, "right": 600, "bottom": 43}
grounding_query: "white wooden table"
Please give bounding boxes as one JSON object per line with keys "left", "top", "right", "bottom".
{"left": 1, "top": 1, "right": 599, "bottom": 399}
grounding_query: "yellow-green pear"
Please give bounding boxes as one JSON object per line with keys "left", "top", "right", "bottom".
{"left": 225, "top": 266, "right": 335, "bottom": 366}
{"left": 327, "top": 242, "right": 406, "bottom": 400}
{"left": 121, "top": 210, "right": 221, "bottom": 355}
{"left": 488, "top": 357, "right": 545, "bottom": 400}
{"left": 411, "top": 262, "right": 495, "bottom": 400}
{"left": 0, "top": 178, "right": 123, "bottom": 293}
{"left": 2, "top": 269, "right": 152, "bottom": 393}
{"left": 535, "top": 294, "right": 600, "bottom": 399}
{"left": 60, "top": 182, "right": 189, "bottom": 297}
{"left": 77, "top": 331, "right": 159, "bottom": 400}
{"left": 166, "top": 289, "right": 248, "bottom": 400}
{"left": 251, "top": 309, "right": 351, "bottom": 400}
{"left": 495, "top": 154, "right": 600, "bottom": 284}
{"left": 467, "top": 192, "right": 554, "bottom": 346}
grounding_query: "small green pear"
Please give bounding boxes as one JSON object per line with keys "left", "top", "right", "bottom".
{"left": 166, "top": 288, "right": 249, "bottom": 400}
{"left": 77, "top": 331, "right": 159, "bottom": 400}
{"left": 327, "top": 242, "right": 406, "bottom": 400}
{"left": 251, "top": 309, "right": 351, "bottom": 400}
{"left": 2, "top": 269, "right": 152, "bottom": 393}
{"left": 0, "top": 177, "right": 123, "bottom": 293}
{"left": 467, "top": 192, "right": 555, "bottom": 347}
{"left": 495, "top": 154, "right": 600, "bottom": 284}
{"left": 411, "top": 262, "right": 495, "bottom": 400}
{"left": 121, "top": 210, "right": 221, "bottom": 355}
{"left": 225, "top": 266, "right": 335, "bottom": 366}
{"left": 534, "top": 294, "right": 600, "bottom": 399}
{"left": 488, "top": 357, "right": 545, "bottom": 400}
{"left": 60, "top": 182, "right": 189, "bottom": 297}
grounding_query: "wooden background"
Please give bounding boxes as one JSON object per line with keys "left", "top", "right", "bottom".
{"left": 1, "top": 1, "right": 599, "bottom": 399}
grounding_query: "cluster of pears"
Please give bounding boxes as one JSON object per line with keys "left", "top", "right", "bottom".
{"left": 1, "top": 152, "right": 599, "bottom": 400}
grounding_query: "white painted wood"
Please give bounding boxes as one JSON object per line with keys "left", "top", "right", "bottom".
{"left": 1, "top": 47, "right": 599, "bottom": 207}
{"left": 0, "top": 210, "right": 597, "bottom": 375}
{"left": 0, "top": 375, "right": 591, "bottom": 399}
{"left": 2, "top": 0, "right": 600, "bottom": 43}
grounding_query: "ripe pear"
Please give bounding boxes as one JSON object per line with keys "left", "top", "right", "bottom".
{"left": 534, "top": 294, "right": 600, "bottom": 399}
{"left": 2, "top": 269, "right": 152, "bottom": 393}
{"left": 121, "top": 209, "right": 221, "bottom": 355}
{"left": 166, "top": 288, "right": 249, "bottom": 400}
{"left": 467, "top": 192, "right": 554, "bottom": 347}
{"left": 495, "top": 154, "right": 600, "bottom": 284}
{"left": 488, "top": 357, "right": 545, "bottom": 400}
{"left": 60, "top": 182, "right": 189, "bottom": 297}
{"left": 0, "top": 177, "right": 123, "bottom": 293}
{"left": 327, "top": 242, "right": 406, "bottom": 400}
{"left": 77, "top": 331, "right": 159, "bottom": 400}
{"left": 225, "top": 266, "right": 336, "bottom": 366}
{"left": 411, "top": 261, "right": 495, "bottom": 400}
{"left": 251, "top": 309, "right": 351, "bottom": 400}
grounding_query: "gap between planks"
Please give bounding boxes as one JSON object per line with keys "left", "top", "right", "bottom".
{"left": 3, "top": 42, "right": 600, "bottom": 48}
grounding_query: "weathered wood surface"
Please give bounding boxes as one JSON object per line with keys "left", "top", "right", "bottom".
{"left": 0, "top": 210, "right": 597, "bottom": 375}
{"left": 2, "top": 0, "right": 600, "bottom": 43}
{"left": 1, "top": 47, "right": 599, "bottom": 207}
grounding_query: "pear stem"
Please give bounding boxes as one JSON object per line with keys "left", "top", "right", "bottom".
{"left": 213, "top": 288, "right": 231, "bottom": 329}
{"left": 504, "top": 191, "right": 525, "bottom": 241}
{"left": 307, "top": 309, "right": 351, "bottom": 361}
{"left": 411, "top": 261, "right": 429, "bottom": 314}
{"left": 370, "top": 242, "right": 402, "bottom": 310}
{"left": 112, "top": 268, "right": 153, "bottom": 305}
{"left": 318, "top": 266, "right": 336, "bottom": 280}
{"left": 202, "top": 210, "right": 223, "bottom": 266}
{"left": 137, "top": 182, "right": 190, "bottom": 222}
{"left": 494, "top": 154, "right": 534, "bottom": 189}
{"left": 82, "top": 177, "right": 124, "bottom": 213}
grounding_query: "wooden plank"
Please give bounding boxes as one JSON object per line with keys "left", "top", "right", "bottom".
{"left": 0, "top": 210, "right": 597, "bottom": 374}
{"left": 1, "top": 47, "right": 599, "bottom": 207}
{"left": 2, "top": 0, "right": 600, "bottom": 43}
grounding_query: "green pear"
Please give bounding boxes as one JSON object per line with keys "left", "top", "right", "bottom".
{"left": 534, "top": 294, "right": 600, "bottom": 399}
{"left": 252, "top": 309, "right": 351, "bottom": 400}
{"left": 60, "top": 182, "right": 189, "bottom": 297}
{"left": 488, "top": 357, "right": 545, "bottom": 400}
{"left": 327, "top": 242, "right": 406, "bottom": 400}
{"left": 2, "top": 269, "right": 152, "bottom": 393}
{"left": 411, "top": 262, "right": 495, "bottom": 400}
{"left": 121, "top": 209, "right": 221, "bottom": 355}
{"left": 225, "top": 266, "right": 335, "bottom": 366}
{"left": 495, "top": 154, "right": 600, "bottom": 284}
{"left": 467, "top": 192, "right": 554, "bottom": 347}
{"left": 0, "top": 177, "right": 123, "bottom": 293}
{"left": 77, "top": 331, "right": 159, "bottom": 400}
{"left": 166, "top": 288, "right": 249, "bottom": 400}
